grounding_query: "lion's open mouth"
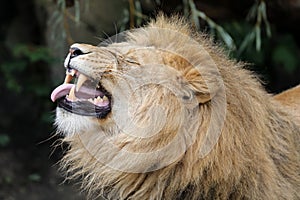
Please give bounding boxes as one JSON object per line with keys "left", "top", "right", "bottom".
{"left": 51, "top": 68, "right": 111, "bottom": 118}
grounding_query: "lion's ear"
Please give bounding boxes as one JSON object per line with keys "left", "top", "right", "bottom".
{"left": 183, "top": 67, "right": 221, "bottom": 104}
{"left": 162, "top": 52, "right": 221, "bottom": 104}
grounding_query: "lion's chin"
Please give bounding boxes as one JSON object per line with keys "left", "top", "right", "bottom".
{"left": 55, "top": 107, "right": 100, "bottom": 137}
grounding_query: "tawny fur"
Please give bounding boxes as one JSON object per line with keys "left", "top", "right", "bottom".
{"left": 55, "top": 15, "right": 300, "bottom": 199}
{"left": 274, "top": 85, "right": 300, "bottom": 122}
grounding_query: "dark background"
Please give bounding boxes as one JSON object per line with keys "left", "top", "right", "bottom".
{"left": 0, "top": 0, "right": 299, "bottom": 199}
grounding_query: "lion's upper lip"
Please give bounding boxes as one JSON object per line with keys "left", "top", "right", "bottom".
{"left": 51, "top": 67, "right": 111, "bottom": 118}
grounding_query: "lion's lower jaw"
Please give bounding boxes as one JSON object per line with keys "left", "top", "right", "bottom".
{"left": 55, "top": 107, "right": 100, "bottom": 137}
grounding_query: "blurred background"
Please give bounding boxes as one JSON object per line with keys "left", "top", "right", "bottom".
{"left": 0, "top": 0, "right": 299, "bottom": 199}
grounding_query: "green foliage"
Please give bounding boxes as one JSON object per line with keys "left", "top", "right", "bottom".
{"left": 183, "top": 0, "right": 272, "bottom": 54}
{"left": 238, "top": 0, "right": 271, "bottom": 55}
{"left": 0, "top": 43, "right": 55, "bottom": 128}
{"left": 222, "top": 21, "right": 266, "bottom": 65}
{"left": 49, "top": 0, "right": 90, "bottom": 43}
{"left": 0, "top": 44, "right": 54, "bottom": 94}
{"left": 1, "top": 61, "right": 26, "bottom": 93}
{"left": 185, "top": 0, "right": 236, "bottom": 50}
{"left": 3, "top": 176, "right": 13, "bottom": 184}
{"left": 0, "top": 134, "right": 10, "bottom": 147}
{"left": 271, "top": 35, "right": 299, "bottom": 73}
{"left": 223, "top": 18, "right": 300, "bottom": 74}
{"left": 118, "top": 0, "right": 148, "bottom": 31}
{"left": 28, "top": 173, "right": 41, "bottom": 182}
{"left": 116, "top": 0, "right": 273, "bottom": 55}
{"left": 13, "top": 45, "right": 53, "bottom": 63}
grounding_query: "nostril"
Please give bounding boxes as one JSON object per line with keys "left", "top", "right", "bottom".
{"left": 69, "top": 47, "right": 84, "bottom": 58}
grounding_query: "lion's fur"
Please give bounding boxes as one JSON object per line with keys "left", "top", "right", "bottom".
{"left": 56, "top": 15, "right": 300, "bottom": 199}
{"left": 274, "top": 85, "right": 300, "bottom": 122}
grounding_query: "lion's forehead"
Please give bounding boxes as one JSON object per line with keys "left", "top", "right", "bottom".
{"left": 69, "top": 43, "right": 152, "bottom": 69}
{"left": 70, "top": 43, "right": 118, "bottom": 61}
{"left": 67, "top": 42, "right": 207, "bottom": 84}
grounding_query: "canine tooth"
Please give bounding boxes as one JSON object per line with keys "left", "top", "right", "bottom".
{"left": 102, "top": 95, "right": 109, "bottom": 101}
{"left": 64, "top": 74, "right": 73, "bottom": 84}
{"left": 76, "top": 74, "right": 88, "bottom": 92}
{"left": 70, "top": 69, "right": 76, "bottom": 76}
{"left": 68, "top": 86, "right": 76, "bottom": 100}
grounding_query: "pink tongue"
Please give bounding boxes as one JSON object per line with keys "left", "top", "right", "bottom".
{"left": 51, "top": 83, "right": 74, "bottom": 102}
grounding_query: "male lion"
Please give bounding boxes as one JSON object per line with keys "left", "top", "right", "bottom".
{"left": 51, "top": 15, "right": 300, "bottom": 199}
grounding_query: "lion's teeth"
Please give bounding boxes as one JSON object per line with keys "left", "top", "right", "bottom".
{"left": 68, "top": 86, "right": 76, "bottom": 100}
{"left": 94, "top": 96, "right": 104, "bottom": 104}
{"left": 64, "top": 74, "right": 73, "bottom": 84}
{"left": 76, "top": 74, "right": 88, "bottom": 92}
{"left": 102, "top": 95, "right": 108, "bottom": 101}
{"left": 97, "top": 96, "right": 103, "bottom": 101}
{"left": 70, "top": 70, "right": 76, "bottom": 76}
{"left": 64, "top": 69, "right": 77, "bottom": 84}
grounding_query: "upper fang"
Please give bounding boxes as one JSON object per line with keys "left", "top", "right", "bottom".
{"left": 76, "top": 74, "right": 88, "bottom": 92}
{"left": 64, "top": 74, "right": 73, "bottom": 84}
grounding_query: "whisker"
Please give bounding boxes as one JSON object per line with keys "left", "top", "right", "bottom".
{"left": 101, "top": 31, "right": 114, "bottom": 46}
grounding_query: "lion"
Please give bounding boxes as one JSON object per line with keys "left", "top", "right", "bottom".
{"left": 51, "top": 15, "right": 300, "bottom": 199}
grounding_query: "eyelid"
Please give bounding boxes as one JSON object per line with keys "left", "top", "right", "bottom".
{"left": 124, "top": 58, "right": 140, "bottom": 65}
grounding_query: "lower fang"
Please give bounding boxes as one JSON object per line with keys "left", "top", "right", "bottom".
{"left": 68, "top": 86, "right": 76, "bottom": 101}
{"left": 103, "top": 95, "right": 108, "bottom": 101}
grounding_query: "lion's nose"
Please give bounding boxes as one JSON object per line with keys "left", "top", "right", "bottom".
{"left": 69, "top": 47, "right": 84, "bottom": 58}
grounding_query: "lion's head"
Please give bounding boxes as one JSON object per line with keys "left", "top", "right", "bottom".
{"left": 51, "top": 16, "right": 300, "bottom": 199}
